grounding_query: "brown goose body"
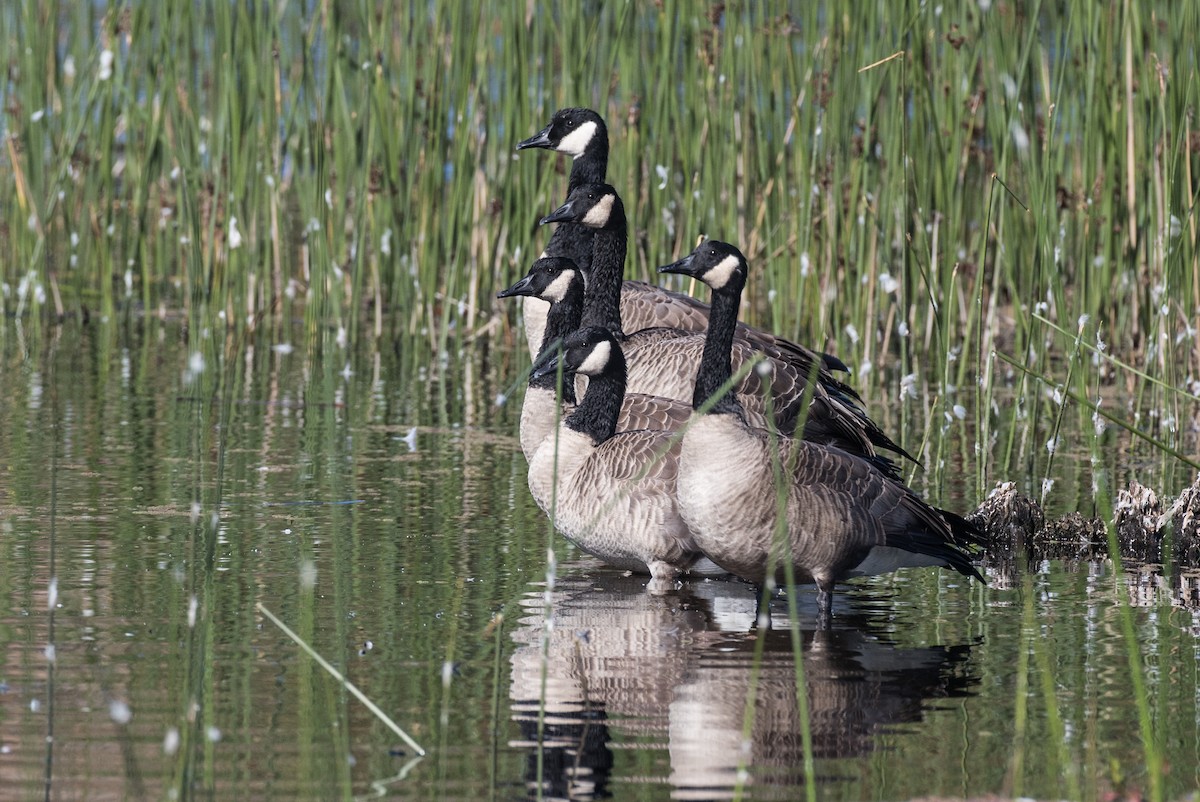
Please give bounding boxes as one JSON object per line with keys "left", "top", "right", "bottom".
{"left": 526, "top": 326, "right": 726, "bottom": 585}
{"left": 660, "top": 241, "right": 984, "bottom": 627}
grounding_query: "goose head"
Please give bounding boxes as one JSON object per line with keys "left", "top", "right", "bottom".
{"left": 496, "top": 257, "right": 583, "bottom": 305}
{"left": 539, "top": 183, "right": 624, "bottom": 230}
{"left": 530, "top": 326, "right": 618, "bottom": 383}
{"left": 657, "top": 240, "right": 748, "bottom": 293}
{"left": 516, "top": 107, "right": 607, "bottom": 158}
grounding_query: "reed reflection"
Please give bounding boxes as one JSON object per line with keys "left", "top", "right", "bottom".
{"left": 508, "top": 566, "right": 977, "bottom": 800}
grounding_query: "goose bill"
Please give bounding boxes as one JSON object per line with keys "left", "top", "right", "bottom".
{"left": 516, "top": 125, "right": 552, "bottom": 150}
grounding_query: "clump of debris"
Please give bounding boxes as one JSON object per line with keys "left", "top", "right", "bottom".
{"left": 966, "top": 481, "right": 1043, "bottom": 553}
{"left": 1163, "top": 474, "right": 1200, "bottom": 564}
{"left": 969, "top": 473, "right": 1200, "bottom": 566}
{"left": 1114, "top": 480, "right": 1162, "bottom": 561}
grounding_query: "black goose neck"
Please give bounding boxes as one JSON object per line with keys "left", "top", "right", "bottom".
{"left": 539, "top": 287, "right": 584, "bottom": 353}
{"left": 578, "top": 220, "right": 626, "bottom": 336}
{"left": 693, "top": 282, "right": 744, "bottom": 416}
{"left": 530, "top": 288, "right": 584, "bottom": 401}
{"left": 529, "top": 354, "right": 577, "bottom": 404}
{"left": 565, "top": 348, "right": 626, "bottom": 444}
{"left": 546, "top": 224, "right": 594, "bottom": 277}
{"left": 567, "top": 136, "right": 608, "bottom": 191}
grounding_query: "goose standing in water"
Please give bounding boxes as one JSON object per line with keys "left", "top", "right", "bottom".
{"left": 658, "top": 240, "right": 985, "bottom": 628}
{"left": 526, "top": 325, "right": 726, "bottom": 587}
{"left": 539, "top": 182, "right": 912, "bottom": 476}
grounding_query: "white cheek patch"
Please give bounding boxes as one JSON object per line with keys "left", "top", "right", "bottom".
{"left": 575, "top": 339, "right": 611, "bottom": 376}
{"left": 557, "top": 120, "right": 598, "bottom": 157}
{"left": 543, "top": 269, "right": 576, "bottom": 303}
{"left": 704, "top": 254, "right": 742, "bottom": 289}
{"left": 581, "top": 194, "right": 615, "bottom": 228}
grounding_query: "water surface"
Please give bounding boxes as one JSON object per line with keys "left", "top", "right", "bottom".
{"left": 1, "top": 319, "right": 1197, "bottom": 800}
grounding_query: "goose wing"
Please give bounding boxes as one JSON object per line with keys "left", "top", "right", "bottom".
{"left": 783, "top": 441, "right": 982, "bottom": 581}
{"left": 620, "top": 280, "right": 713, "bottom": 331}
{"left": 620, "top": 280, "right": 850, "bottom": 376}
{"left": 617, "top": 393, "right": 693, "bottom": 432}
{"left": 621, "top": 330, "right": 906, "bottom": 469}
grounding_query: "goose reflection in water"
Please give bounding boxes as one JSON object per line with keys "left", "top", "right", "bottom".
{"left": 508, "top": 565, "right": 977, "bottom": 800}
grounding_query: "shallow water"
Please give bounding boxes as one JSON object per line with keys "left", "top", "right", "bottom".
{"left": 1, "top": 318, "right": 1198, "bottom": 800}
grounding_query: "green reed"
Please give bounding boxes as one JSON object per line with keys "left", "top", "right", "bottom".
{"left": 3, "top": 1, "right": 1194, "bottom": 491}
{"left": 2, "top": 0, "right": 1195, "bottom": 750}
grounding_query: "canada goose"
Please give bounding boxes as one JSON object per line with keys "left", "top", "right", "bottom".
{"left": 540, "top": 182, "right": 911, "bottom": 474}
{"left": 517, "top": 106, "right": 850, "bottom": 377}
{"left": 497, "top": 256, "right": 692, "bottom": 460}
{"left": 526, "top": 325, "right": 726, "bottom": 585}
{"left": 659, "top": 240, "right": 985, "bottom": 628}
{"left": 516, "top": 107, "right": 608, "bottom": 356}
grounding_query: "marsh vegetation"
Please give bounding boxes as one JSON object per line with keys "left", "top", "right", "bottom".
{"left": 1, "top": 1, "right": 1198, "bottom": 799}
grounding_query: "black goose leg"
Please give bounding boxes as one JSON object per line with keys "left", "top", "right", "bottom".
{"left": 815, "top": 585, "right": 833, "bottom": 630}
{"left": 753, "top": 583, "right": 773, "bottom": 631}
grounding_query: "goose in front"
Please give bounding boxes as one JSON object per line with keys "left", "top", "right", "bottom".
{"left": 517, "top": 106, "right": 850, "bottom": 378}
{"left": 526, "top": 325, "right": 726, "bottom": 588}
{"left": 539, "top": 182, "right": 913, "bottom": 477}
{"left": 659, "top": 240, "right": 985, "bottom": 628}
{"left": 497, "top": 256, "right": 692, "bottom": 460}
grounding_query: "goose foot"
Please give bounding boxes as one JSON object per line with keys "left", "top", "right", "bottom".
{"left": 647, "top": 561, "right": 682, "bottom": 595}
